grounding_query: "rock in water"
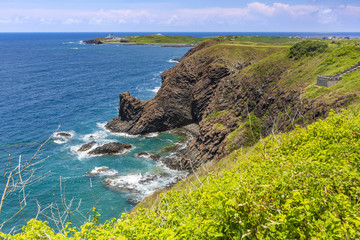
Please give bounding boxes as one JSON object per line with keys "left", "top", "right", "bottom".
{"left": 78, "top": 141, "right": 97, "bottom": 152}
{"left": 89, "top": 166, "right": 110, "bottom": 176}
{"left": 88, "top": 142, "right": 132, "bottom": 155}
{"left": 136, "top": 152, "right": 161, "bottom": 160}
{"left": 56, "top": 132, "right": 72, "bottom": 138}
{"left": 82, "top": 39, "right": 103, "bottom": 44}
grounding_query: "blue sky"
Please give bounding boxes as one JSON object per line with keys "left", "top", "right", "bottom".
{"left": 0, "top": 0, "right": 359, "bottom": 32}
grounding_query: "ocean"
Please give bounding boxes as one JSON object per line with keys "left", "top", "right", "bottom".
{"left": 1, "top": 32, "right": 359, "bottom": 232}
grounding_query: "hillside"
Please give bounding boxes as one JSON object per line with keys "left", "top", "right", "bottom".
{"left": 2, "top": 38, "right": 360, "bottom": 239}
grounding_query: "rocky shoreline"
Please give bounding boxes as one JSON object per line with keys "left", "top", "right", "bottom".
{"left": 81, "top": 39, "right": 195, "bottom": 47}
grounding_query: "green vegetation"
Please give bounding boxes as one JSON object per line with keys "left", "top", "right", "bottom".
{"left": 227, "top": 114, "right": 262, "bottom": 151}
{"left": 123, "top": 35, "right": 203, "bottom": 44}
{"left": 288, "top": 40, "right": 328, "bottom": 60}
{"left": 3, "top": 107, "right": 360, "bottom": 239}
{"left": 219, "top": 35, "right": 301, "bottom": 45}
{"left": 205, "top": 110, "right": 227, "bottom": 121}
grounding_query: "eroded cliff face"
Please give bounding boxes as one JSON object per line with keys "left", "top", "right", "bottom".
{"left": 106, "top": 40, "right": 230, "bottom": 134}
{"left": 106, "top": 40, "right": 358, "bottom": 171}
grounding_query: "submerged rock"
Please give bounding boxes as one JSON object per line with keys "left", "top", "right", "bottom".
{"left": 88, "top": 142, "right": 132, "bottom": 155}
{"left": 127, "top": 198, "right": 141, "bottom": 204}
{"left": 78, "top": 141, "right": 97, "bottom": 152}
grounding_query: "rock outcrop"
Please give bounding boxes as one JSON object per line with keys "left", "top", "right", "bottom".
{"left": 105, "top": 40, "right": 229, "bottom": 134}
{"left": 55, "top": 132, "right": 72, "bottom": 138}
{"left": 78, "top": 141, "right": 97, "bottom": 152}
{"left": 82, "top": 39, "right": 103, "bottom": 45}
{"left": 88, "top": 142, "right": 132, "bottom": 155}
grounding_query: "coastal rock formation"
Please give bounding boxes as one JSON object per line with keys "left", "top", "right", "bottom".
{"left": 88, "top": 142, "right": 132, "bottom": 155}
{"left": 82, "top": 39, "right": 103, "bottom": 45}
{"left": 78, "top": 141, "right": 97, "bottom": 152}
{"left": 106, "top": 40, "right": 358, "bottom": 171}
{"left": 105, "top": 40, "right": 229, "bottom": 134}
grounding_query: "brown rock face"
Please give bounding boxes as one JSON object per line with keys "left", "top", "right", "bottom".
{"left": 106, "top": 40, "right": 229, "bottom": 134}
{"left": 82, "top": 39, "right": 103, "bottom": 44}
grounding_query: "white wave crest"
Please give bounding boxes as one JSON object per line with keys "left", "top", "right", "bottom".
{"left": 145, "top": 132, "right": 159, "bottom": 138}
{"left": 168, "top": 59, "right": 179, "bottom": 63}
{"left": 150, "top": 87, "right": 160, "bottom": 93}
{"left": 89, "top": 166, "right": 118, "bottom": 177}
{"left": 97, "top": 122, "right": 139, "bottom": 138}
{"left": 54, "top": 139, "right": 67, "bottom": 144}
{"left": 82, "top": 130, "right": 108, "bottom": 143}
{"left": 70, "top": 144, "right": 96, "bottom": 160}
{"left": 105, "top": 169, "right": 187, "bottom": 196}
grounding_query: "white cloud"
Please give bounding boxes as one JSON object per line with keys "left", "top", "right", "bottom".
{"left": 318, "top": 8, "right": 337, "bottom": 24}
{"left": 248, "top": 2, "right": 276, "bottom": 16}
{"left": 0, "top": 18, "right": 11, "bottom": 24}
{"left": 0, "top": 2, "right": 357, "bottom": 29}
{"left": 247, "top": 2, "right": 318, "bottom": 17}
{"left": 171, "top": 8, "right": 251, "bottom": 25}
{"left": 40, "top": 18, "right": 53, "bottom": 24}
{"left": 63, "top": 18, "right": 83, "bottom": 24}
{"left": 341, "top": 5, "right": 360, "bottom": 17}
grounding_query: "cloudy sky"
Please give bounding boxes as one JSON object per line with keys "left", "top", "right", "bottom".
{"left": 0, "top": 0, "right": 359, "bottom": 32}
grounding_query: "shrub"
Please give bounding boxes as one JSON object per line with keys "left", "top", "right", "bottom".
{"left": 288, "top": 40, "right": 328, "bottom": 60}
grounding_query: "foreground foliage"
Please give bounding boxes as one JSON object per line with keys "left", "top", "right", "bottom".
{"left": 2, "top": 106, "right": 360, "bottom": 239}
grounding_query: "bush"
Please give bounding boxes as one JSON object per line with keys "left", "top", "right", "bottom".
{"left": 288, "top": 40, "right": 328, "bottom": 60}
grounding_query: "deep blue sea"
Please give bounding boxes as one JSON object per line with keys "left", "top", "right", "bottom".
{"left": 1, "top": 32, "right": 360, "bottom": 233}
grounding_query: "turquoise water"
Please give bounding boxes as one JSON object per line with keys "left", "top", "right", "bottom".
{"left": 0, "top": 33, "right": 191, "bottom": 232}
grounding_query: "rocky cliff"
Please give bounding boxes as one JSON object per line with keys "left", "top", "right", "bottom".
{"left": 106, "top": 40, "right": 358, "bottom": 171}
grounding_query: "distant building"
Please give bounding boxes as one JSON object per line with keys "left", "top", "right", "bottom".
{"left": 105, "top": 33, "right": 115, "bottom": 39}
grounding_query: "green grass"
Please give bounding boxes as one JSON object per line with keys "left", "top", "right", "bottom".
{"left": 217, "top": 35, "right": 302, "bottom": 45}
{"left": 123, "top": 35, "right": 203, "bottom": 44}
